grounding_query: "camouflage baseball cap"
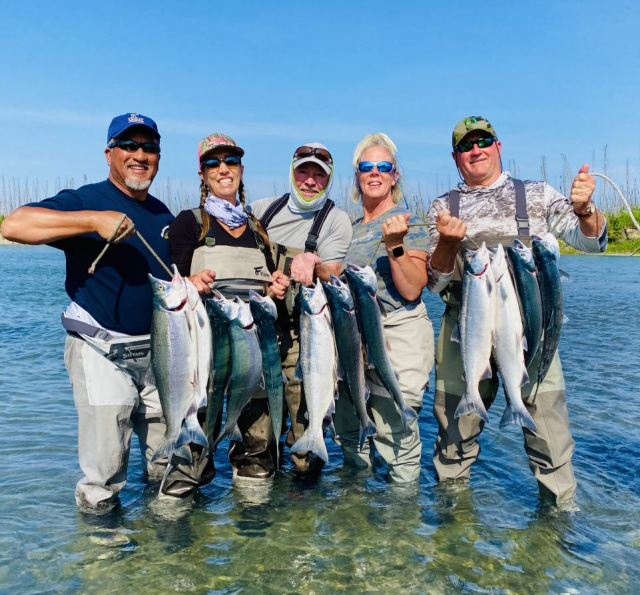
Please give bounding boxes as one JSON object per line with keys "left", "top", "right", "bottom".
{"left": 198, "top": 133, "right": 244, "bottom": 164}
{"left": 452, "top": 116, "right": 497, "bottom": 149}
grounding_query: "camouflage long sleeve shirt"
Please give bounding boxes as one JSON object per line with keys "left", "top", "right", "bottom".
{"left": 426, "top": 172, "right": 607, "bottom": 293}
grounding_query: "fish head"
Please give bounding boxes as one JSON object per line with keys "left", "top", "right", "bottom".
{"left": 231, "top": 297, "right": 255, "bottom": 329}
{"left": 344, "top": 263, "right": 377, "bottom": 296}
{"left": 506, "top": 239, "right": 536, "bottom": 272}
{"left": 206, "top": 290, "right": 238, "bottom": 323}
{"left": 532, "top": 233, "right": 560, "bottom": 262}
{"left": 149, "top": 264, "right": 188, "bottom": 311}
{"left": 248, "top": 290, "right": 277, "bottom": 321}
{"left": 489, "top": 244, "right": 507, "bottom": 280}
{"left": 463, "top": 243, "right": 492, "bottom": 278}
{"left": 185, "top": 278, "right": 201, "bottom": 310}
{"left": 299, "top": 281, "right": 329, "bottom": 316}
{"left": 322, "top": 274, "right": 355, "bottom": 311}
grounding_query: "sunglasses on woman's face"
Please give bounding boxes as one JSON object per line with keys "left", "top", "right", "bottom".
{"left": 455, "top": 137, "right": 497, "bottom": 153}
{"left": 293, "top": 146, "right": 333, "bottom": 165}
{"left": 357, "top": 161, "right": 395, "bottom": 173}
{"left": 201, "top": 156, "right": 241, "bottom": 170}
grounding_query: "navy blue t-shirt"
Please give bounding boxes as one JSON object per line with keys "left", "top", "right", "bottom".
{"left": 31, "top": 179, "right": 174, "bottom": 335}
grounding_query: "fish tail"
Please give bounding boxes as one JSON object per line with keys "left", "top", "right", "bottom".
{"left": 499, "top": 403, "right": 537, "bottom": 432}
{"left": 454, "top": 394, "right": 490, "bottom": 424}
{"left": 182, "top": 412, "right": 209, "bottom": 450}
{"left": 150, "top": 437, "right": 174, "bottom": 463}
{"left": 290, "top": 429, "right": 329, "bottom": 464}
{"left": 358, "top": 418, "right": 377, "bottom": 451}
{"left": 215, "top": 422, "right": 243, "bottom": 447}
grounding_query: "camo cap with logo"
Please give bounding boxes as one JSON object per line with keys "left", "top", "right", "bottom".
{"left": 452, "top": 116, "right": 497, "bottom": 149}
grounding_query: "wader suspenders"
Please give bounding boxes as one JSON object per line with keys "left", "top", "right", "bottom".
{"left": 259, "top": 194, "right": 336, "bottom": 274}
{"left": 447, "top": 178, "right": 529, "bottom": 236}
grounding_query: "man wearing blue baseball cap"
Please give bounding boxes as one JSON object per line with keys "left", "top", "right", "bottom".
{"left": 2, "top": 113, "right": 215, "bottom": 513}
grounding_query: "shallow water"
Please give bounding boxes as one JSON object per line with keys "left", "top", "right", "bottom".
{"left": 1, "top": 246, "right": 639, "bottom": 594}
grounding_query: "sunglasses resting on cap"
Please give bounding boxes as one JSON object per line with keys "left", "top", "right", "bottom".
{"left": 293, "top": 145, "right": 333, "bottom": 165}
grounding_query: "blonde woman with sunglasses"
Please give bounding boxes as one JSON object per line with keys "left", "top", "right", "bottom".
{"left": 333, "top": 133, "right": 434, "bottom": 483}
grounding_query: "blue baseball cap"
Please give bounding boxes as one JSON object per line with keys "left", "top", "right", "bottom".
{"left": 107, "top": 113, "right": 160, "bottom": 143}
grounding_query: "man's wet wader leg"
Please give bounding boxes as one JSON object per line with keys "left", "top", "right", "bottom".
{"left": 432, "top": 310, "right": 499, "bottom": 482}
{"left": 521, "top": 352, "right": 576, "bottom": 505}
{"left": 64, "top": 334, "right": 166, "bottom": 512}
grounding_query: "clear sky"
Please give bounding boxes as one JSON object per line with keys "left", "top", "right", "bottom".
{"left": 1, "top": 0, "right": 639, "bottom": 211}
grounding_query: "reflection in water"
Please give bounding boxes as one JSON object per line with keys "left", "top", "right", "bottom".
{"left": 1, "top": 248, "right": 640, "bottom": 593}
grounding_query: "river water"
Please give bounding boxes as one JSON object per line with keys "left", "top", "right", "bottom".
{"left": 1, "top": 245, "right": 639, "bottom": 594}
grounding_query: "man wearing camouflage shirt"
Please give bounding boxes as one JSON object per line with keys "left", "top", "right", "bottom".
{"left": 426, "top": 115, "right": 607, "bottom": 507}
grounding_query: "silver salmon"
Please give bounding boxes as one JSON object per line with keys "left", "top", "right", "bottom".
{"left": 453, "top": 243, "right": 494, "bottom": 423}
{"left": 532, "top": 233, "right": 564, "bottom": 394}
{"left": 185, "top": 279, "right": 212, "bottom": 410}
{"left": 149, "top": 265, "right": 208, "bottom": 463}
{"left": 344, "top": 264, "right": 416, "bottom": 432}
{"left": 249, "top": 291, "right": 284, "bottom": 466}
{"left": 491, "top": 244, "right": 537, "bottom": 432}
{"left": 505, "top": 239, "right": 543, "bottom": 369}
{"left": 322, "top": 274, "right": 376, "bottom": 450}
{"left": 290, "top": 282, "right": 337, "bottom": 464}
{"left": 215, "top": 298, "right": 263, "bottom": 447}
{"left": 204, "top": 291, "right": 235, "bottom": 453}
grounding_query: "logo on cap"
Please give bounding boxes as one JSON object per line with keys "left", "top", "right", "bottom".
{"left": 128, "top": 114, "right": 145, "bottom": 124}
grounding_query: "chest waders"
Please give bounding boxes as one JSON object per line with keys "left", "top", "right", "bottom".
{"left": 432, "top": 180, "right": 576, "bottom": 504}
{"left": 258, "top": 194, "right": 335, "bottom": 473}
{"left": 190, "top": 208, "right": 272, "bottom": 301}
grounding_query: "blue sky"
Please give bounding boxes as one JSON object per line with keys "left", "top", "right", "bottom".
{"left": 1, "top": 1, "right": 639, "bottom": 211}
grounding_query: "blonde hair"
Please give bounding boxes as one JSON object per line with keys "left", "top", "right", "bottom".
{"left": 351, "top": 133, "right": 403, "bottom": 204}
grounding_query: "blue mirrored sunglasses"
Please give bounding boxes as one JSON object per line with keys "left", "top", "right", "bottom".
{"left": 201, "top": 156, "right": 241, "bottom": 170}
{"left": 357, "top": 161, "right": 395, "bottom": 173}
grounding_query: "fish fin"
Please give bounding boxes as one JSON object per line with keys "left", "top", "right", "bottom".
{"left": 364, "top": 386, "right": 371, "bottom": 403}
{"left": 401, "top": 404, "right": 418, "bottom": 432}
{"left": 259, "top": 374, "right": 265, "bottom": 390}
{"left": 376, "top": 296, "right": 387, "bottom": 317}
{"left": 326, "top": 421, "right": 336, "bottom": 440}
{"left": 182, "top": 412, "right": 209, "bottom": 450}
{"left": 521, "top": 369, "right": 530, "bottom": 387}
{"left": 358, "top": 417, "right": 377, "bottom": 451}
{"left": 454, "top": 394, "right": 490, "bottom": 424}
{"left": 499, "top": 402, "right": 537, "bottom": 432}
{"left": 294, "top": 360, "right": 303, "bottom": 381}
{"left": 522, "top": 335, "right": 528, "bottom": 352}
{"left": 559, "top": 268, "right": 571, "bottom": 283}
{"left": 336, "top": 360, "right": 345, "bottom": 382}
{"left": 144, "top": 366, "right": 157, "bottom": 388}
{"left": 481, "top": 362, "right": 493, "bottom": 380}
{"left": 281, "top": 371, "right": 288, "bottom": 384}
{"left": 215, "top": 422, "right": 242, "bottom": 447}
{"left": 290, "top": 430, "right": 329, "bottom": 464}
{"left": 451, "top": 323, "right": 460, "bottom": 343}
{"left": 562, "top": 314, "right": 569, "bottom": 324}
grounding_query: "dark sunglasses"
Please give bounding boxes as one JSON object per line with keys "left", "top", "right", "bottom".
{"left": 456, "top": 137, "right": 497, "bottom": 153}
{"left": 357, "top": 161, "right": 395, "bottom": 173}
{"left": 108, "top": 139, "right": 161, "bottom": 154}
{"left": 201, "top": 156, "right": 242, "bottom": 170}
{"left": 293, "top": 146, "right": 333, "bottom": 165}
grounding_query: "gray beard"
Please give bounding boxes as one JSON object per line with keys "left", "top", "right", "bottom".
{"left": 124, "top": 178, "right": 152, "bottom": 192}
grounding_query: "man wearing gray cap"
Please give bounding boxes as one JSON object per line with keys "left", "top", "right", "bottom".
{"left": 425, "top": 115, "right": 607, "bottom": 507}
{"left": 1, "top": 113, "right": 214, "bottom": 512}
{"left": 249, "top": 143, "right": 352, "bottom": 473}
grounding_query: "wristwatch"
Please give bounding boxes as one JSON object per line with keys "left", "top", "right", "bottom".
{"left": 575, "top": 202, "right": 595, "bottom": 218}
{"left": 387, "top": 245, "right": 405, "bottom": 257}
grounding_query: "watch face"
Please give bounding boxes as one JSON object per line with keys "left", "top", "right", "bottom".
{"left": 392, "top": 245, "right": 404, "bottom": 257}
